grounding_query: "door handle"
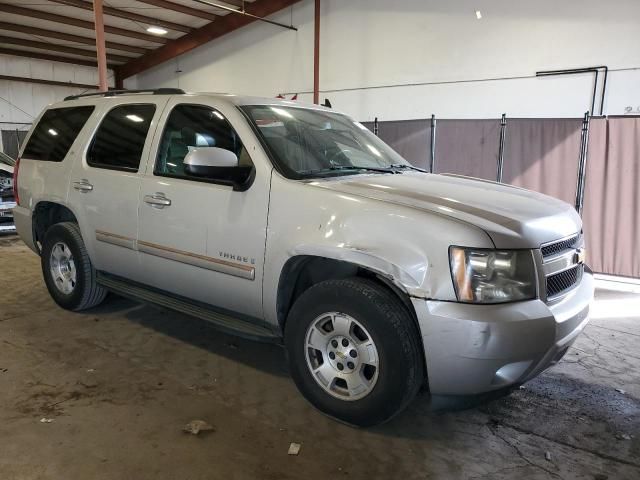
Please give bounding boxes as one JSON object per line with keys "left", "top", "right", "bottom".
{"left": 144, "top": 193, "right": 172, "bottom": 208}
{"left": 73, "top": 179, "right": 93, "bottom": 192}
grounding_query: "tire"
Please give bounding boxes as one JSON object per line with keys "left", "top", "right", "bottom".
{"left": 41, "top": 222, "right": 107, "bottom": 311}
{"left": 285, "top": 277, "right": 424, "bottom": 427}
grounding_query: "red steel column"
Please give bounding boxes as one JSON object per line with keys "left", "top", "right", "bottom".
{"left": 313, "top": 0, "right": 320, "bottom": 104}
{"left": 93, "top": 0, "right": 108, "bottom": 91}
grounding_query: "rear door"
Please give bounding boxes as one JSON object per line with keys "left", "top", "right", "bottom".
{"left": 17, "top": 105, "right": 96, "bottom": 228}
{"left": 68, "top": 98, "right": 169, "bottom": 280}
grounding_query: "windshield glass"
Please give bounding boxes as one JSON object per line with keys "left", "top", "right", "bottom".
{"left": 0, "top": 151, "right": 15, "bottom": 167}
{"left": 241, "top": 105, "right": 409, "bottom": 178}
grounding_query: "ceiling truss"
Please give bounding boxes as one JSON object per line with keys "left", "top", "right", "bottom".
{"left": 0, "top": 0, "right": 301, "bottom": 88}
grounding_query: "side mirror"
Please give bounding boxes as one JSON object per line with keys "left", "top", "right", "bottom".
{"left": 184, "top": 147, "right": 238, "bottom": 175}
{"left": 183, "top": 147, "right": 252, "bottom": 190}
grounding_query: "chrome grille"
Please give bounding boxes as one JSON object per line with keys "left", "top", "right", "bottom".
{"left": 541, "top": 235, "right": 579, "bottom": 258}
{"left": 541, "top": 233, "right": 583, "bottom": 300}
{"left": 546, "top": 265, "right": 583, "bottom": 298}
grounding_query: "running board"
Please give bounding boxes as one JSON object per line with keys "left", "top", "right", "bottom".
{"left": 97, "top": 272, "right": 281, "bottom": 343}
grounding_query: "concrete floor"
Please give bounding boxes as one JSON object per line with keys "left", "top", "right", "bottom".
{"left": 1, "top": 234, "right": 638, "bottom": 480}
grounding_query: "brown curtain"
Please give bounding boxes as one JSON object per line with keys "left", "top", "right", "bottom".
{"left": 362, "top": 119, "right": 431, "bottom": 169}
{"left": 583, "top": 117, "right": 640, "bottom": 278}
{"left": 502, "top": 119, "right": 582, "bottom": 206}
{"left": 433, "top": 119, "right": 499, "bottom": 180}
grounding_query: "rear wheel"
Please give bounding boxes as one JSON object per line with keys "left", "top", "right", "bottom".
{"left": 285, "top": 278, "right": 424, "bottom": 426}
{"left": 41, "top": 222, "right": 107, "bottom": 311}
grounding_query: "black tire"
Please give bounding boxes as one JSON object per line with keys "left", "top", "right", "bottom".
{"left": 285, "top": 277, "right": 424, "bottom": 427}
{"left": 41, "top": 222, "right": 107, "bottom": 311}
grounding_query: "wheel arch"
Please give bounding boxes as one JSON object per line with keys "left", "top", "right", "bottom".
{"left": 276, "top": 254, "right": 420, "bottom": 332}
{"left": 277, "top": 254, "right": 430, "bottom": 391}
{"left": 32, "top": 201, "right": 79, "bottom": 254}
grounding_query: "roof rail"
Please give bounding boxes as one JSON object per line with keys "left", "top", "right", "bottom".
{"left": 64, "top": 88, "right": 185, "bottom": 101}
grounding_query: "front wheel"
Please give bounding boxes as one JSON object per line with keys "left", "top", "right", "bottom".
{"left": 285, "top": 278, "right": 424, "bottom": 426}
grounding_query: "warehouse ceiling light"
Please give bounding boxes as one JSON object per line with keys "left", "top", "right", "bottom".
{"left": 146, "top": 26, "right": 168, "bottom": 35}
{"left": 475, "top": 10, "right": 482, "bottom": 19}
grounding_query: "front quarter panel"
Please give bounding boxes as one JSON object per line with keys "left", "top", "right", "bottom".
{"left": 262, "top": 173, "right": 494, "bottom": 326}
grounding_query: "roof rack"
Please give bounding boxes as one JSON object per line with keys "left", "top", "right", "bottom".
{"left": 64, "top": 88, "right": 185, "bottom": 101}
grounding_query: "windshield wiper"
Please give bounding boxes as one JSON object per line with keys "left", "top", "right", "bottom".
{"left": 389, "top": 164, "right": 427, "bottom": 172}
{"left": 302, "top": 165, "right": 397, "bottom": 175}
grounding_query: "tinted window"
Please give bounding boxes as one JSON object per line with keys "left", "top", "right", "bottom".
{"left": 22, "top": 106, "right": 94, "bottom": 162}
{"left": 88, "top": 104, "right": 155, "bottom": 171}
{"left": 155, "top": 104, "right": 251, "bottom": 178}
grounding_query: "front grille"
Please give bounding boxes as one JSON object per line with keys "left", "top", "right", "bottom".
{"left": 541, "top": 235, "right": 579, "bottom": 258}
{"left": 546, "top": 265, "right": 582, "bottom": 298}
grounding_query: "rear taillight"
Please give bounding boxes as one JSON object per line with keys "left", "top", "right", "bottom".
{"left": 13, "top": 157, "right": 20, "bottom": 206}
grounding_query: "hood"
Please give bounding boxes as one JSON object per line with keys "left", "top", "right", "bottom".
{"left": 311, "top": 172, "right": 581, "bottom": 249}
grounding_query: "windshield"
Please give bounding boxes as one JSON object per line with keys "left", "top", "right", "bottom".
{"left": 241, "top": 105, "right": 409, "bottom": 178}
{"left": 0, "top": 151, "right": 15, "bottom": 167}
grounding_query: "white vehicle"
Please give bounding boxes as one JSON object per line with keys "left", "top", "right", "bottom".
{"left": 0, "top": 151, "right": 17, "bottom": 232}
{"left": 13, "top": 90, "right": 593, "bottom": 426}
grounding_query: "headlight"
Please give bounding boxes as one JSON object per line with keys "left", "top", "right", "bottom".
{"left": 449, "top": 247, "right": 537, "bottom": 303}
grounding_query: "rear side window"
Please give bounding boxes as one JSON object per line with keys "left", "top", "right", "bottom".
{"left": 22, "top": 106, "right": 94, "bottom": 162}
{"left": 87, "top": 104, "right": 156, "bottom": 172}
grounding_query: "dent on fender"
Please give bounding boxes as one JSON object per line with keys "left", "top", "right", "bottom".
{"left": 289, "top": 243, "right": 432, "bottom": 299}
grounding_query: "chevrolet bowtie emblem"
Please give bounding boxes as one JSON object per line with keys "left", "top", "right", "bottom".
{"left": 574, "top": 248, "right": 586, "bottom": 265}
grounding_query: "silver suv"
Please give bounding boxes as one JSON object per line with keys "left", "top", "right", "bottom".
{"left": 13, "top": 89, "right": 593, "bottom": 426}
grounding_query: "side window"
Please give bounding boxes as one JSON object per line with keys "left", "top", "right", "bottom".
{"left": 155, "top": 104, "right": 252, "bottom": 178}
{"left": 22, "top": 106, "right": 94, "bottom": 162}
{"left": 87, "top": 104, "right": 156, "bottom": 172}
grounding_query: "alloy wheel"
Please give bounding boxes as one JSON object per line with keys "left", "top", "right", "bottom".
{"left": 49, "top": 242, "right": 77, "bottom": 295}
{"left": 305, "top": 312, "right": 379, "bottom": 401}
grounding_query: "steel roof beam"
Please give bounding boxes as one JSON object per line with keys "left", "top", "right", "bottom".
{"left": 49, "top": 0, "right": 192, "bottom": 34}
{"left": 0, "top": 46, "right": 116, "bottom": 69}
{"left": 118, "top": 0, "right": 301, "bottom": 79}
{"left": 0, "top": 21, "right": 147, "bottom": 55}
{"left": 136, "top": 0, "right": 219, "bottom": 22}
{"left": 0, "top": 35, "right": 130, "bottom": 63}
{"left": 0, "top": 3, "right": 168, "bottom": 44}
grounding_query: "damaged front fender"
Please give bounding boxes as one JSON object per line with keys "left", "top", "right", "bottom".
{"left": 289, "top": 243, "right": 428, "bottom": 297}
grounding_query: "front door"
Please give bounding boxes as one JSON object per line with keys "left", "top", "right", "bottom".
{"left": 69, "top": 100, "right": 168, "bottom": 280}
{"left": 136, "top": 99, "right": 271, "bottom": 320}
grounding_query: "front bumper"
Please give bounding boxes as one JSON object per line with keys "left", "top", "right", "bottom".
{"left": 412, "top": 270, "right": 594, "bottom": 395}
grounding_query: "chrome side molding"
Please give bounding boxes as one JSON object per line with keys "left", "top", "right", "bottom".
{"left": 95, "top": 230, "right": 136, "bottom": 250}
{"left": 95, "top": 230, "right": 255, "bottom": 281}
{"left": 137, "top": 240, "right": 255, "bottom": 281}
